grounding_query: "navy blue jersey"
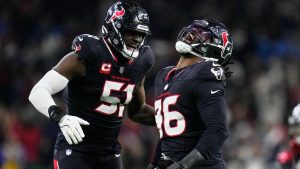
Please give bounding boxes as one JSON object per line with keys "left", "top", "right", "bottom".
{"left": 154, "top": 60, "right": 228, "bottom": 166}
{"left": 55, "top": 34, "right": 154, "bottom": 154}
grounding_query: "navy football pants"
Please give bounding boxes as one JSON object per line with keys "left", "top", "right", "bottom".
{"left": 53, "top": 149, "right": 123, "bottom": 169}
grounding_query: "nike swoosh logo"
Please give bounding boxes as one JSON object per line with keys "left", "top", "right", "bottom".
{"left": 78, "top": 37, "right": 83, "bottom": 41}
{"left": 115, "top": 154, "right": 121, "bottom": 158}
{"left": 211, "top": 90, "right": 220, "bottom": 94}
{"left": 212, "top": 62, "right": 220, "bottom": 67}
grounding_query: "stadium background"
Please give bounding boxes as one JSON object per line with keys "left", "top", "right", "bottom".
{"left": 0, "top": 0, "right": 300, "bottom": 168}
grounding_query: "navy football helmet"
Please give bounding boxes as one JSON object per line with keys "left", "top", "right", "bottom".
{"left": 102, "top": 1, "right": 151, "bottom": 59}
{"left": 175, "top": 19, "right": 233, "bottom": 65}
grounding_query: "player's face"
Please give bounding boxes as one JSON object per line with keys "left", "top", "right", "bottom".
{"left": 122, "top": 29, "right": 146, "bottom": 51}
{"left": 181, "top": 27, "right": 212, "bottom": 45}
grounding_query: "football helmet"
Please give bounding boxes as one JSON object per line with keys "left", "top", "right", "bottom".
{"left": 175, "top": 19, "right": 233, "bottom": 65}
{"left": 102, "top": 1, "right": 151, "bottom": 59}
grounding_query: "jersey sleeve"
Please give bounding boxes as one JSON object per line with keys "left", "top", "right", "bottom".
{"left": 192, "top": 79, "right": 229, "bottom": 160}
{"left": 140, "top": 45, "right": 155, "bottom": 74}
{"left": 71, "top": 34, "right": 96, "bottom": 66}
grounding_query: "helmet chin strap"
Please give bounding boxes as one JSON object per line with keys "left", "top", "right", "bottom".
{"left": 121, "top": 38, "right": 145, "bottom": 59}
{"left": 175, "top": 41, "right": 218, "bottom": 61}
{"left": 121, "top": 44, "right": 139, "bottom": 59}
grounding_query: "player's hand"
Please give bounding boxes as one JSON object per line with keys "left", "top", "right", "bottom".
{"left": 290, "top": 104, "right": 300, "bottom": 120}
{"left": 166, "top": 162, "right": 184, "bottom": 169}
{"left": 58, "top": 115, "right": 90, "bottom": 145}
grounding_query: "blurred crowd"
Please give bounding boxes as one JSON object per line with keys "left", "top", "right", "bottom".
{"left": 0, "top": 0, "right": 300, "bottom": 169}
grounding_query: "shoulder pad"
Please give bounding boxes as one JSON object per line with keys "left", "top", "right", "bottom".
{"left": 139, "top": 45, "right": 155, "bottom": 70}
{"left": 71, "top": 34, "right": 99, "bottom": 64}
{"left": 154, "top": 66, "right": 175, "bottom": 85}
{"left": 71, "top": 34, "right": 99, "bottom": 50}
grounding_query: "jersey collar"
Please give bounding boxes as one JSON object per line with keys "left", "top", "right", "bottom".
{"left": 102, "top": 37, "right": 134, "bottom": 65}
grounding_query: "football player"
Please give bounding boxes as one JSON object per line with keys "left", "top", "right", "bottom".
{"left": 277, "top": 104, "right": 300, "bottom": 169}
{"left": 148, "top": 19, "right": 233, "bottom": 169}
{"left": 28, "top": 1, "right": 155, "bottom": 169}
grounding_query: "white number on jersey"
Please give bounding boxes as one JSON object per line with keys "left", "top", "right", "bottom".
{"left": 95, "top": 80, "right": 135, "bottom": 117}
{"left": 155, "top": 95, "right": 186, "bottom": 138}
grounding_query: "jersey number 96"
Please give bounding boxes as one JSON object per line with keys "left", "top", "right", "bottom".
{"left": 155, "top": 95, "right": 186, "bottom": 138}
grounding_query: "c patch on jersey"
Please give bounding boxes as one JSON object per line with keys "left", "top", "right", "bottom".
{"left": 100, "top": 63, "right": 112, "bottom": 74}
{"left": 211, "top": 67, "right": 224, "bottom": 80}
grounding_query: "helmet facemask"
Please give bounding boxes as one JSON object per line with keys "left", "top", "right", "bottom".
{"left": 176, "top": 25, "right": 214, "bottom": 60}
{"left": 120, "top": 28, "right": 148, "bottom": 59}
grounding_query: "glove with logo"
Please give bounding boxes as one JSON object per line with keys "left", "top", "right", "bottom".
{"left": 48, "top": 105, "right": 90, "bottom": 145}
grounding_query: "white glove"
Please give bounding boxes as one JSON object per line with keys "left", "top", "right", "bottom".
{"left": 58, "top": 115, "right": 90, "bottom": 145}
{"left": 292, "top": 104, "right": 300, "bottom": 119}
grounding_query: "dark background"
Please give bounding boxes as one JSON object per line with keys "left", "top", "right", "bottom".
{"left": 0, "top": 0, "right": 300, "bottom": 168}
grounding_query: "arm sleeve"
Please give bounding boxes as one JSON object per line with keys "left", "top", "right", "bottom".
{"left": 140, "top": 46, "right": 155, "bottom": 74}
{"left": 28, "top": 70, "right": 69, "bottom": 117}
{"left": 193, "top": 79, "right": 229, "bottom": 160}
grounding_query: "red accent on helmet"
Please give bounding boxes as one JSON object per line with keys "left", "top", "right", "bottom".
{"left": 109, "top": 7, "right": 125, "bottom": 21}
{"left": 221, "top": 32, "right": 229, "bottom": 47}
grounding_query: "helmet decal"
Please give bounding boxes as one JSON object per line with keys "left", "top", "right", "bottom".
{"left": 221, "top": 31, "right": 233, "bottom": 59}
{"left": 108, "top": 2, "right": 125, "bottom": 22}
{"left": 221, "top": 32, "right": 228, "bottom": 48}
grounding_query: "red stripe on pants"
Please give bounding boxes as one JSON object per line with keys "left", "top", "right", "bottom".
{"left": 53, "top": 159, "right": 59, "bottom": 169}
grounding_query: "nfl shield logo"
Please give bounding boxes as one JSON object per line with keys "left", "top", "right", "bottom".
{"left": 119, "top": 67, "right": 125, "bottom": 74}
{"left": 66, "top": 149, "right": 72, "bottom": 156}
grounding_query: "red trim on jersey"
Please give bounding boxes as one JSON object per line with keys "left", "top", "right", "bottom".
{"left": 53, "top": 160, "right": 59, "bottom": 169}
{"left": 102, "top": 37, "right": 118, "bottom": 62}
{"left": 165, "top": 68, "right": 176, "bottom": 81}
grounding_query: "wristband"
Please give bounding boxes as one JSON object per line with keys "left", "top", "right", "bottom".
{"left": 48, "top": 105, "right": 67, "bottom": 123}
